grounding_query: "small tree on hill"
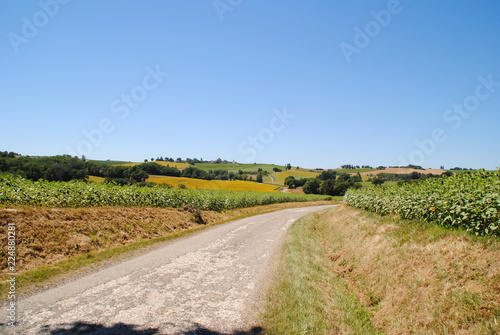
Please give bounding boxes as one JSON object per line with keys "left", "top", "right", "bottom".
{"left": 284, "top": 176, "right": 297, "bottom": 188}
{"left": 256, "top": 172, "right": 264, "bottom": 183}
{"left": 371, "top": 175, "right": 385, "bottom": 186}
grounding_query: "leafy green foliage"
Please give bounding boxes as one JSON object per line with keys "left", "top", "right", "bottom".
{"left": 0, "top": 156, "right": 87, "bottom": 181}
{"left": 0, "top": 175, "right": 330, "bottom": 210}
{"left": 256, "top": 172, "right": 264, "bottom": 183}
{"left": 371, "top": 175, "right": 385, "bottom": 186}
{"left": 302, "top": 171, "right": 361, "bottom": 196}
{"left": 181, "top": 166, "right": 213, "bottom": 180}
{"left": 0, "top": 151, "right": 17, "bottom": 158}
{"left": 303, "top": 178, "right": 321, "bottom": 194}
{"left": 319, "top": 170, "right": 337, "bottom": 180}
{"left": 134, "top": 163, "right": 181, "bottom": 177}
{"left": 284, "top": 176, "right": 307, "bottom": 189}
{"left": 344, "top": 170, "right": 500, "bottom": 236}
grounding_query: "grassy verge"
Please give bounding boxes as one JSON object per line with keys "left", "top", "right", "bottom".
{"left": 0, "top": 201, "right": 335, "bottom": 298}
{"left": 261, "top": 208, "right": 381, "bottom": 334}
{"left": 261, "top": 205, "right": 500, "bottom": 334}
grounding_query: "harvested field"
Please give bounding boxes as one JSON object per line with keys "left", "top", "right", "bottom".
{"left": 282, "top": 187, "right": 305, "bottom": 194}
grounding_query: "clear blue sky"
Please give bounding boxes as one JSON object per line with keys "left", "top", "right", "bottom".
{"left": 1, "top": 1, "right": 499, "bottom": 169}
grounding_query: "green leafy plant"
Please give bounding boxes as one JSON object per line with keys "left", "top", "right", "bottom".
{"left": 344, "top": 170, "right": 500, "bottom": 236}
{"left": 0, "top": 175, "right": 330, "bottom": 211}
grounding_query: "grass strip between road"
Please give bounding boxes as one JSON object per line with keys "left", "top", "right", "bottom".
{"left": 261, "top": 207, "right": 381, "bottom": 335}
{"left": 261, "top": 205, "right": 500, "bottom": 335}
{"left": 0, "top": 201, "right": 335, "bottom": 299}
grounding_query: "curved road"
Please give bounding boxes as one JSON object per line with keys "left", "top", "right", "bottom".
{"left": 1, "top": 205, "right": 334, "bottom": 335}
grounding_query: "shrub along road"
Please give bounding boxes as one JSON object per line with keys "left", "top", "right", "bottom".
{"left": 1, "top": 205, "right": 335, "bottom": 335}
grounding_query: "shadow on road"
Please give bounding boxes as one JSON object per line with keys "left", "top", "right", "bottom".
{"left": 42, "top": 322, "right": 159, "bottom": 334}
{"left": 44, "top": 321, "right": 264, "bottom": 335}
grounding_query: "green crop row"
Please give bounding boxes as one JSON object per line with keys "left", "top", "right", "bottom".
{"left": 343, "top": 170, "right": 500, "bottom": 236}
{"left": 0, "top": 175, "right": 330, "bottom": 211}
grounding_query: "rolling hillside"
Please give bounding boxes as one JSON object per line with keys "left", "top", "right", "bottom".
{"left": 147, "top": 175, "right": 281, "bottom": 192}
{"left": 93, "top": 160, "right": 450, "bottom": 191}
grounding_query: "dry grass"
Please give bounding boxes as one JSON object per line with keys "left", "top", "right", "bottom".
{"left": 312, "top": 205, "right": 500, "bottom": 334}
{"left": 147, "top": 176, "right": 280, "bottom": 192}
{"left": 0, "top": 201, "right": 333, "bottom": 295}
{"left": 0, "top": 207, "right": 202, "bottom": 274}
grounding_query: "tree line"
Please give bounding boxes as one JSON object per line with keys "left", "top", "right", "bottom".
{"left": 144, "top": 157, "right": 235, "bottom": 165}
{"left": 0, "top": 155, "right": 180, "bottom": 184}
{"left": 369, "top": 171, "right": 453, "bottom": 186}
{"left": 0, "top": 155, "right": 267, "bottom": 185}
{"left": 285, "top": 170, "right": 362, "bottom": 196}
{"left": 0, "top": 155, "right": 88, "bottom": 182}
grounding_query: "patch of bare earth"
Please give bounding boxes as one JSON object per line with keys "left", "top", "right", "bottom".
{"left": 281, "top": 187, "right": 305, "bottom": 194}
{"left": 317, "top": 205, "right": 500, "bottom": 334}
{"left": 0, "top": 201, "right": 332, "bottom": 276}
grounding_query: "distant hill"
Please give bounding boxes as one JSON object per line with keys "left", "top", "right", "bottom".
{"left": 357, "top": 167, "right": 447, "bottom": 176}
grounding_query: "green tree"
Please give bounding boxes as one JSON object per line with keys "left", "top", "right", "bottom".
{"left": 130, "top": 169, "right": 149, "bottom": 182}
{"left": 337, "top": 173, "right": 351, "bottom": 182}
{"left": 371, "top": 175, "right": 385, "bottom": 186}
{"left": 136, "top": 163, "right": 181, "bottom": 177}
{"left": 124, "top": 166, "right": 149, "bottom": 182}
{"left": 284, "top": 176, "right": 297, "bottom": 188}
{"left": 352, "top": 172, "right": 362, "bottom": 182}
{"left": 303, "top": 178, "right": 321, "bottom": 194}
{"left": 256, "top": 173, "right": 263, "bottom": 183}
{"left": 320, "top": 179, "right": 336, "bottom": 196}
{"left": 319, "top": 170, "right": 337, "bottom": 180}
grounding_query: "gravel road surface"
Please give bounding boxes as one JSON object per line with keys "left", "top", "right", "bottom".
{"left": 1, "top": 205, "right": 334, "bottom": 335}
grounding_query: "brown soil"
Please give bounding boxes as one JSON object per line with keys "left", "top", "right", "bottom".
{"left": 282, "top": 188, "right": 305, "bottom": 194}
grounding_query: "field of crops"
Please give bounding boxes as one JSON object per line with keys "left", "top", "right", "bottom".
{"left": 0, "top": 175, "right": 330, "bottom": 211}
{"left": 344, "top": 170, "right": 500, "bottom": 236}
{"left": 120, "top": 161, "right": 190, "bottom": 169}
{"left": 147, "top": 176, "right": 280, "bottom": 192}
{"left": 192, "top": 163, "right": 284, "bottom": 173}
{"left": 272, "top": 169, "right": 320, "bottom": 185}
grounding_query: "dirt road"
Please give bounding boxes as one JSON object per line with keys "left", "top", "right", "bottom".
{"left": 1, "top": 205, "right": 335, "bottom": 335}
